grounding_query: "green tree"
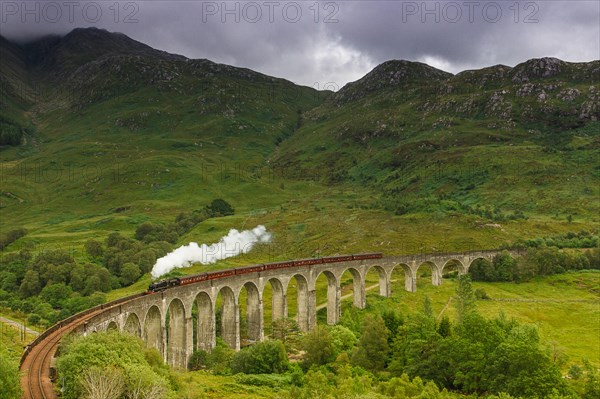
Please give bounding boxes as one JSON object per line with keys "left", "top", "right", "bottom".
{"left": 120, "top": 263, "right": 141, "bottom": 286}
{"left": 422, "top": 296, "right": 434, "bottom": 318}
{"left": 188, "top": 350, "right": 209, "bottom": 371}
{"left": 302, "top": 328, "right": 336, "bottom": 369}
{"left": 84, "top": 239, "right": 104, "bottom": 258}
{"left": 455, "top": 274, "right": 476, "bottom": 323}
{"left": 40, "top": 283, "right": 73, "bottom": 308}
{"left": 382, "top": 309, "right": 404, "bottom": 342}
{"left": 351, "top": 314, "right": 389, "bottom": 372}
{"left": 95, "top": 267, "right": 113, "bottom": 292}
{"left": 485, "top": 339, "right": 568, "bottom": 397}
{"left": 0, "top": 272, "right": 18, "bottom": 292}
{"left": 39, "top": 262, "right": 70, "bottom": 286}
{"left": 231, "top": 340, "right": 288, "bottom": 374}
{"left": 135, "top": 222, "right": 161, "bottom": 241}
{"left": 469, "top": 258, "right": 495, "bottom": 281}
{"left": 339, "top": 307, "right": 365, "bottom": 335}
{"left": 389, "top": 307, "right": 439, "bottom": 381}
{"left": 207, "top": 199, "right": 235, "bottom": 216}
{"left": 437, "top": 315, "right": 451, "bottom": 338}
{"left": 28, "top": 313, "right": 41, "bottom": 325}
{"left": 19, "top": 269, "right": 41, "bottom": 297}
{"left": 206, "top": 338, "right": 235, "bottom": 375}
{"left": 493, "top": 252, "right": 517, "bottom": 281}
{"left": 134, "top": 249, "right": 157, "bottom": 274}
{"left": 271, "top": 317, "right": 301, "bottom": 350}
{"left": 105, "top": 232, "right": 126, "bottom": 248}
{"left": 83, "top": 276, "right": 102, "bottom": 295}
{"left": 329, "top": 325, "right": 357, "bottom": 356}
{"left": 69, "top": 264, "right": 87, "bottom": 292}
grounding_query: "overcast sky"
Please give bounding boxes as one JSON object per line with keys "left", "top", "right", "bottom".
{"left": 1, "top": 0, "right": 599, "bottom": 88}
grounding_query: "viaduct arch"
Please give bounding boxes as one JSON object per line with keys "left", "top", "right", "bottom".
{"left": 69, "top": 250, "right": 516, "bottom": 369}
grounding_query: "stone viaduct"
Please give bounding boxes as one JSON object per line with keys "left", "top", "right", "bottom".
{"left": 74, "top": 250, "right": 518, "bottom": 369}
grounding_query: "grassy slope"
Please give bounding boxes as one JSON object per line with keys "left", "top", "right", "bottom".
{"left": 272, "top": 61, "right": 600, "bottom": 221}
{"left": 1, "top": 47, "right": 598, "bottom": 261}
{"left": 0, "top": 317, "right": 38, "bottom": 360}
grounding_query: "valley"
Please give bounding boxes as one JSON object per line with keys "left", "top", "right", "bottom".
{"left": 0, "top": 27, "right": 598, "bottom": 399}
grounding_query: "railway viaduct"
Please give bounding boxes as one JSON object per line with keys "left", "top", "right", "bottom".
{"left": 69, "top": 250, "right": 517, "bottom": 369}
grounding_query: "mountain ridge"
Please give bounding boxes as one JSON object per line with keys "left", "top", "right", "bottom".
{"left": 4, "top": 28, "right": 598, "bottom": 95}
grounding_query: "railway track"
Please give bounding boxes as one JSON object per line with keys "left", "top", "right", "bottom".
{"left": 19, "top": 294, "right": 143, "bottom": 399}
{"left": 20, "top": 320, "right": 71, "bottom": 399}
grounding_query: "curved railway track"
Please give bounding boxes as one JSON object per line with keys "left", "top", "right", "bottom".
{"left": 20, "top": 294, "right": 143, "bottom": 399}
{"left": 21, "top": 319, "right": 74, "bottom": 399}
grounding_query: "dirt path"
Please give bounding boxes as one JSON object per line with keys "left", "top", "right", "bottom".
{"left": 0, "top": 316, "right": 39, "bottom": 336}
{"left": 437, "top": 298, "right": 452, "bottom": 320}
{"left": 490, "top": 298, "right": 599, "bottom": 303}
{"left": 316, "top": 282, "right": 384, "bottom": 311}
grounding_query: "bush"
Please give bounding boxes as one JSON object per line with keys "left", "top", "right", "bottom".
{"left": 188, "top": 350, "right": 209, "bottom": 371}
{"left": 351, "top": 314, "right": 389, "bottom": 372}
{"left": 469, "top": 258, "right": 495, "bottom": 281}
{"left": 301, "top": 328, "right": 336, "bottom": 369}
{"left": 56, "top": 331, "right": 173, "bottom": 399}
{"left": 120, "top": 263, "right": 141, "bottom": 286}
{"left": 207, "top": 199, "right": 235, "bottom": 217}
{"left": 27, "top": 313, "right": 41, "bottom": 325}
{"left": 474, "top": 288, "right": 490, "bottom": 300}
{"left": 205, "top": 339, "right": 235, "bottom": 374}
{"left": 234, "top": 373, "right": 291, "bottom": 388}
{"left": 231, "top": 340, "right": 288, "bottom": 374}
{"left": 84, "top": 239, "right": 103, "bottom": 258}
{"left": 135, "top": 222, "right": 158, "bottom": 241}
{"left": 568, "top": 364, "right": 583, "bottom": 380}
{"left": 271, "top": 318, "right": 301, "bottom": 351}
{"left": 0, "top": 227, "right": 27, "bottom": 250}
{"left": 329, "top": 325, "right": 357, "bottom": 356}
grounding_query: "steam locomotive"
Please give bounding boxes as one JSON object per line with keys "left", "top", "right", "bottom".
{"left": 147, "top": 253, "right": 382, "bottom": 293}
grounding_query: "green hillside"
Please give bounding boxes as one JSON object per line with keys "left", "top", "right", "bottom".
{"left": 272, "top": 58, "right": 600, "bottom": 221}
{"left": 0, "top": 29, "right": 597, "bottom": 263}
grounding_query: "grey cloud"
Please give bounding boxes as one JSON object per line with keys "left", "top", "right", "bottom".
{"left": 1, "top": 1, "right": 598, "bottom": 87}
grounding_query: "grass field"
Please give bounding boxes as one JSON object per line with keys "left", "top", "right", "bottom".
{"left": 0, "top": 318, "right": 38, "bottom": 360}
{"left": 362, "top": 271, "right": 600, "bottom": 370}
{"left": 175, "top": 371, "right": 286, "bottom": 399}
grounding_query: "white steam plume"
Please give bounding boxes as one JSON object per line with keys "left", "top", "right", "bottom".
{"left": 150, "top": 225, "right": 272, "bottom": 279}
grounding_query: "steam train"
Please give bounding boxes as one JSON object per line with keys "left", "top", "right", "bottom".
{"left": 147, "top": 253, "right": 382, "bottom": 293}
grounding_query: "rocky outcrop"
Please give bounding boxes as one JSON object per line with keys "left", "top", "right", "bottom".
{"left": 332, "top": 60, "right": 453, "bottom": 104}
{"left": 511, "top": 57, "right": 565, "bottom": 83}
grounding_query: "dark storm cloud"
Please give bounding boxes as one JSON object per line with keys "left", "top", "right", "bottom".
{"left": 1, "top": 1, "right": 598, "bottom": 88}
